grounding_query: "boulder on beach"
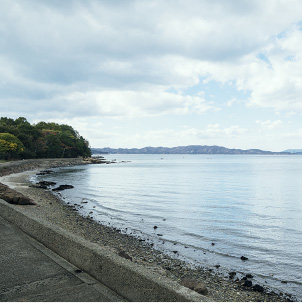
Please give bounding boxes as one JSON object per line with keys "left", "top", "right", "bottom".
{"left": 118, "top": 250, "right": 132, "bottom": 261}
{"left": 0, "top": 182, "right": 35, "bottom": 205}
{"left": 37, "top": 181, "right": 56, "bottom": 186}
{"left": 181, "top": 278, "right": 208, "bottom": 296}
{"left": 36, "top": 170, "right": 53, "bottom": 175}
{"left": 253, "top": 284, "right": 264, "bottom": 292}
{"left": 229, "top": 271, "right": 236, "bottom": 279}
{"left": 243, "top": 280, "right": 253, "bottom": 287}
{"left": 52, "top": 184, "right": 74, "bottom": 191}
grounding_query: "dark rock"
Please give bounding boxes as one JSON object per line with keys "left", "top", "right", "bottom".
{"left": 34, "top": 184, "right": 48, "bottom": 189}
{"left": 2, "top": 192, "right": 16, "bottom": 203}
{"left": 40, "top": 185, "right": 48, "bottom": 189}
{"left": 12, "top": 196, "right": 20, "bottom": 203}
{"left": 194, "top": 282, "right": 208, "bottom": 296}
{"left": 157, "top": 234, "right": 163, "bottom": 236}
{"left": 241, "top": 256, "right": 248, "bottom": 261}
{"left": 36, "top": 170, "right": 53, "bottom": 175}
{"left": 153, "top": 225, "right": 158, "bottom": 229}
{"left": 281, "top": 280, "right": 288, "bottom": 284}
{"left": 246, "top": 274, "right": 254, "bottom": 279}
{"left": 229, "top": 271, "right": 236, "bottom": 279}
{"left": 18, "top": 196, "right": 34, "bottom": 205}
{"left": 118, "top": 250, "right": 132, "bottom": 261}
{"left": 172, "top": 251, "right": 178, "bottom": 254}
{"left": 37, "top": 181, "right": 56, "bottom": 186}
{"left": 0, "top": 182, "right": 35, "bottom": 205}
{"left": 243, "top": 280, "right": 253, "bottom": 287}
{"left": 181, "top": 278, "right": 208, "bottom": 296}
{"left": 52, "top": 184, "right": 74, "bottom": 191}
{"left": 214, "top": 264, "right": 220, "bottom": 268}
{"left": 253, "top": 284, "right": 264, "bottom": 292}
{"left": 211, "top": 242, "right": 215, "bottom": 246}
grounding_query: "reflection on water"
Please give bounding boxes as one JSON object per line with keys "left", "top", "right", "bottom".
{"left": 35, "top": 154, "right": 302, "bottom": 300}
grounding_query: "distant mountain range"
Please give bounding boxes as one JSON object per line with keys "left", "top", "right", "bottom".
{"left": 282, "top": 149, "right": 302, "bottom": 154}
{"left": 92, "top": 145, "right": 293, "bottom": 155}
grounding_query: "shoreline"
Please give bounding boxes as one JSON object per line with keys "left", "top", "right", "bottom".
{"left": 0, "top": 160, "right": 295, "bottom": 302}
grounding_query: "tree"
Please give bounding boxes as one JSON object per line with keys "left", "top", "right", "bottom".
{"left": 0, "top": 117, "right": 91, "bottom": 159}
{"left": 0, "top": 133, "right": 24, "bottom": 160}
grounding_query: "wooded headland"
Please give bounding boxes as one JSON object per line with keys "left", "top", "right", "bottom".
{"left": 0, "top": 117, "right": 91, "bottom": 160}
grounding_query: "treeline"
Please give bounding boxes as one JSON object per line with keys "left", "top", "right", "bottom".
{"left": 0, "top": 117, "right": 91, "bottom": 160}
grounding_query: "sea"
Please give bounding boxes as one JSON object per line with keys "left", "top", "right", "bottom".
{"left": 33, "top": 154, "right": 302, "bottom": 300}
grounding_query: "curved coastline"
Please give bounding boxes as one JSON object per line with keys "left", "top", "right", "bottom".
{"left": 0, "top": 159, "right": 295, "bottom": 302}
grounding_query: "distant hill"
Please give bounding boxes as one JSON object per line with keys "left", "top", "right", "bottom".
{"left": 283, "top": 149, "right": 302, "bottom": 154}
{"left": 92, "top": 145, "right": 291, "bottom": 155}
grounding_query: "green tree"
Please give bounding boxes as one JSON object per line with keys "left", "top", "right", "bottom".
{"left": 0, "top": 117, "right": 91, "bottom": 159}
{"left": 0, "top": 133, "right": 24, "bottom": 160}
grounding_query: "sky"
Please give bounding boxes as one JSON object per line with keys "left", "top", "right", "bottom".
{"left": 1, "top": 0, "right": 302, "bottom": 151}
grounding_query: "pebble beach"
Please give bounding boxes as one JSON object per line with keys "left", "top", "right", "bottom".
{"left": 0, "top": 160, "right": 295, "bottom": 302}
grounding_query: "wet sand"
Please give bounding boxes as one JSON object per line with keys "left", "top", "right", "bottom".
{"left": 0, "top": 162, "right": 295, "bottom": 302}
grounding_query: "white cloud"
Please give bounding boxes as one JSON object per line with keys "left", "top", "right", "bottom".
{"left": 226, "top": 98, "right": 242, "bottom": 107}
{"left": 223, "top": 25, "right": 302, "bottom": 112}
{"left": 1, "top": 0, "right": 302, "bottom": 150}
{"left": 256, "top": 120, "right": 283, "bottom": 130}
{"left": 283, "top": 128, "right": 302, "bottom": 138}
{"left": 1, "top": 1, "right": 302, "bottom": 111}
{"left": 188, "top": 124, "right": 248, "bottom": 138}
{"left": 60, "top": 89, "right": 217, "bottom": 118}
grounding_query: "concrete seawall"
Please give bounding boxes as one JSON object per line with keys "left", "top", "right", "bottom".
{"left": 0, "top": 199, "right": 209, "bottom": 302}
{"left": 0, "top": 158, "right": 86, "bottom": 176}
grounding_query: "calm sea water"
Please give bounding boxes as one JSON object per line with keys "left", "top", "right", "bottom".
{"left": 34, "top": 154, "right": 302, "bottom": 299}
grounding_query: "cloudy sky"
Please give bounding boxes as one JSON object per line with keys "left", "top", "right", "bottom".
{"left": 1, "top": 0, "right": 302, "bottom": 151}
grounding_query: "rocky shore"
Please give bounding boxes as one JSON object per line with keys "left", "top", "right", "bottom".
{"left": 0, "top": 158, "right": 86, "bottom": 177}
{"left": 0, "top": 159, "right": 295, "bottom": 302}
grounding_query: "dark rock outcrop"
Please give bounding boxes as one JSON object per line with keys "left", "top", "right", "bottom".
{"left": 253, "top": 284, "right": 264, "bottom": 292}
{"left": 37, "top": 181, "right": 57, "bottom": 187}
{"left": 84, "top": 157, "right": 111, "bottom": 164}
{"left": 243, "top": 280, "right": 253, "bottom": 287}
{"left": 52, "top": 184, "right": 74, "bottom": 191}
{"left": 36, "top": 170, "right": 53, "bottom": 175}
{"left": 31, "top": 180, "right": 57, "bottom": 189}
{"left": 0, "top": 182, "right": 35, "bottom": 205}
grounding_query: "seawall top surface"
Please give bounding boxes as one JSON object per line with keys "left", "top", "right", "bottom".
{"left": 0, "top": 198, "right": 209, "bottom": 302}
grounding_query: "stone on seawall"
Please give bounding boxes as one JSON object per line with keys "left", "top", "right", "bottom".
{"left": 181, "top": 278, "right": 208, "bottom": 295}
